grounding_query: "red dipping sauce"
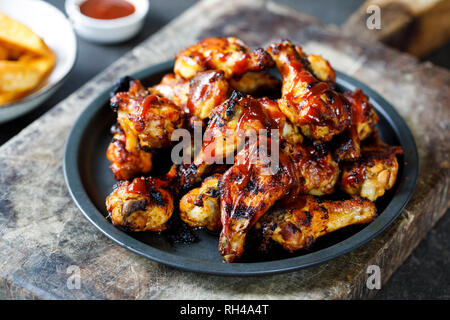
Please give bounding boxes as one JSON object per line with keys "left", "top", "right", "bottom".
{"left": 79, "top": 0, "right": 135, "bottom": 20}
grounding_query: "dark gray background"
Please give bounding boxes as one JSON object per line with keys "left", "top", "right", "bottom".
{"left": 1, "top": 0, "right": 448, "bottom": 299}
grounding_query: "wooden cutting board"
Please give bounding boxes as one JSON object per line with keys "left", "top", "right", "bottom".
{"left": 0, "top": 0, "right": 448, "bottom": 299}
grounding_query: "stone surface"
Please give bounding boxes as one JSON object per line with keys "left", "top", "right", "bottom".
{"left": 0, "top": 0, "right": 448, "bottom": 299}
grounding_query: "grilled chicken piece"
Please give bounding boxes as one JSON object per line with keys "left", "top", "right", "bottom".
{"left": 186, "top": 70, "right": 231, "bottom": 119}
{"left": 106, "top": 124, "right": 153, "bottom": 181}
{"left": 289, "top": 144, "right": 339, "bottom": 196}
{"left": 174, "top": 37, "right": 274, "bottom": 80}
{"left": 255, "top": 195, "right": 377, "bottom": 252}
{"left": 179, "top": 174, "right": 222, "bottom": 231}
{"left": 344, "top": 89, "right": 379, "bottom": 141}
{"left": 218, "top": 139, "right": 339, "bottom": 262}
{"left": 152, "top": 70, "right": 231, "bottom": 120}
{"left": 106, "top": 177, "right": 174, "bottom": 232}
{"left": 219, "top": 137, "right": 295, "bottom": 262}
{"left": 267, "top": 40, "right": 351, "bottom": 142}
{"left": 151, "top": 73, "right": 190, "bottom": 113}
{"left": 340, "top": 143, "right": 403, "bottom": 201}
{"left": 229, "top": 71, "right": 281, "bottom": 96}
{"left": 173, "top": 91, "right": 304, "bottom": 192}
{"left": 112, "top": 86, "right": 184, "bottom": 150}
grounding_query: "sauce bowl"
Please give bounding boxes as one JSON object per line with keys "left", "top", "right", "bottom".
{"left": 65, "top": 0, "right": 150, "bottom": 44}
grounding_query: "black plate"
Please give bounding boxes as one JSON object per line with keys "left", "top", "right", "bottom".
{"left": 64, "top": 60, "right": 418, "bottom": 276}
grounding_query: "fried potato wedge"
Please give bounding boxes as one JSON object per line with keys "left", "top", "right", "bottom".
{"left": 0, "top": 60, "right": 42, "bottom": 93}
{"left": 0, "top": 12, "right": 48, "bottom": 56}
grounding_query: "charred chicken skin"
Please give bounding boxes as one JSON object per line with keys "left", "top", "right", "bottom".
{"left": 255, "top": 195, "right": 377, "bottom": 253}
{"left": 172, "top": 91, "right": 303, "bottom": 192}
{"left": 106, "top": 177, "right": 174, "bottom": 232}
{"left": 112, "top": 81, "right": 184, "bottom": 150}
{"left": 340, "top": 143, "right": 403, "bottom": 201}
{"left": 219, "top": 138, "right": 339, "bottom": 262}
{"left": 267, "top": 40, "right": 352, "bottom": 142}
{"left": 106, "top": 124, "right": 153, "bottom": 181}
{"left": 180, "top": 174, "right": 222, "bottom": 232}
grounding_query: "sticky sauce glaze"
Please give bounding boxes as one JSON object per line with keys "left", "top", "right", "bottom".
{"left": 80, "top": 0, "right": 135, "bottom": 20}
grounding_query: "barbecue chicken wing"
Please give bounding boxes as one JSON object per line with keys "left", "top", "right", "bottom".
{"left": 112, "top": 83, "right": 185, "bottom": 150}
{"left": 255, "top": 195, "right": 376, "bottom": 253}
{"left": 267, "top": 40, "right": 351, "bottom": 142}
{"left": 106, "top": 124, "right": 153, "bottom": 181}
{"left": 180, "top": 174, "right": 222, "bottom": 232}
{"left": 174, "top": 37, "right": 274, "bottom": 80}
{"left": 344, "top": 89, "right": 379, "bottom": 141}
{"left": 340, "top": 143, "right": 403, "bottom": 201}
{"left": 218, "top": 139, "right": 339, "bottom": 262}
{"left": 106, "top": 177, "right": 174, "bottom": 232}
{"left": 172, "top": 91, "right": 303, "bottom": 192}
{"left": 151, "top": 73, "right": 190, "bottom": 113}
{"left": 152, "top": 70, "right": 231, "bottom": 120}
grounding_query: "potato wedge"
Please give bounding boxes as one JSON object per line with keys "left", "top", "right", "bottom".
{"left": 19, "top": 49, "right": 56, "bottom": 78}
{"left": 0, "top": 12, "right": 48, "bottom": 56}
{"left": 0, "top": 90, "right": 30, "bottom": 105}
{"left": 0, "top": 60, "right": 42, "bottom": 93}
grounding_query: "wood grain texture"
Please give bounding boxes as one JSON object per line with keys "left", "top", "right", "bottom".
{"left": 0, "top": 0, "right": 448, "bottom": 299}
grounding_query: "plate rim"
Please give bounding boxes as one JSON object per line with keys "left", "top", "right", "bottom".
{"left": 63, "top": 60, "right": 419, "bottom": 276}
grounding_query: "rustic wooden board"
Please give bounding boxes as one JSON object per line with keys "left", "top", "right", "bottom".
{"left": 0, "top": 0, "right": 448, "bottom": 299}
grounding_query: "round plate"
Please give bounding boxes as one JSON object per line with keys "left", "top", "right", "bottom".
{"left": 64, "top": 60, "right": 418, "bottom": 276}
{"left": 0, "top": 0, "right": 77, "bottom": 123}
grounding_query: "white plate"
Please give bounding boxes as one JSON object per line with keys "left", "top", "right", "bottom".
{"left": 0, "top": 0, "right": 77, "bottom": 123}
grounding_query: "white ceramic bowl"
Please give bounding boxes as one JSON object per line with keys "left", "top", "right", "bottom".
{"left": 0, "top": 0, "right": 77, "bottom": 124}
{"left": 65, "top": 0, "right": 149, "bottom": 44}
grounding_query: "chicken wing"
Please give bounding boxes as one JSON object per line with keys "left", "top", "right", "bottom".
{"left": 172, "top": 91, "right": 303, "bottom": 192}
{"left": 112, "top": 80, "right": 185, "bottom": 150}
{"left": 218, "top": 139, "right": 339, "bottom": 262}
{"left": 106, "top": 124, "right": 153, "bottom": 181}
{"left": 174, "top": 37, "right": 274, "bottom": 80}
{"left": 267, "top": 40, "right": 351, "bottom": 142}
{"left": 340, "top": 143, "right": 403, "bottom": 201}
{"left": 255, "top": 195, "right": 376, "bottom": 253}
{"left": 179, "top": 174, "right": 222, "bottom": 232}
{"left": 106, "top": 177, "right": 174, "bottom": 232}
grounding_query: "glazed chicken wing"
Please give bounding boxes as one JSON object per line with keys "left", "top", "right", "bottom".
{"left": 151, "top": 73, "right": 190, "bottom": 113}
{"left": 112, "top": 88, "right": 184, "bottom": 150}
{"left": 106, "top": 177, "right": 174, "bottom": 232}
{"left": 218, "top": 138, "right": 339, "bottom": 262}
{"left": 267, "top": 40, "right": 351, "bottom": 142}
{"left": 174, "top": 37, "right": 274, "bottom": 80}
{"left": 172, "top": 91, "right": 303, "bottom": 192}
{"left": 255, "top": 195, "right": 376, "bottom": 253}
{"left": 106, "top": 124, "right": 153, "bottom": 181}
{"left": 344, "top": 89, "right": 379, "bottom": 141}
{"left": 179, "top": 174, "right": 222, "bottom": 232}
{"left": 152, "top": 70, "right": 231, "bottom": 120}
{"left": 340, "top": 142, "right": 403, "bottom": 201}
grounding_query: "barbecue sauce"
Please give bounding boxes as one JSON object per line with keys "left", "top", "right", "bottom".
{"left": 80, "top": 0, "right": 135, "bottom": 20}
